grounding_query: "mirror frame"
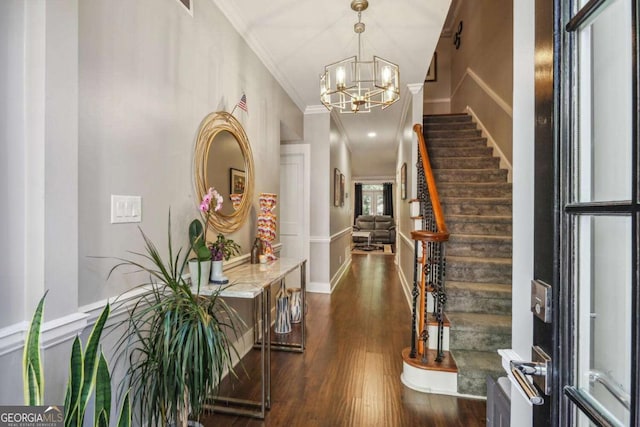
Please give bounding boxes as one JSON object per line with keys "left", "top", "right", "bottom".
{"left": 194, "top": 111, "right": 254, "bottom": 233}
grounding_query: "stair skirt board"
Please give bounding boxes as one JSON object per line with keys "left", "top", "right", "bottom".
{"left": 401, "top": 363, "right": 458, "bottom": 396}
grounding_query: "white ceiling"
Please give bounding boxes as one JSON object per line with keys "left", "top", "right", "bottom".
{"left": 212, "top": 0, "right": 452, "bottom": 177}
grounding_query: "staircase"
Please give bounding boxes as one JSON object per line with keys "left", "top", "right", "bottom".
{"left": 403, "top": 113, "right": 512, "bottom": 397}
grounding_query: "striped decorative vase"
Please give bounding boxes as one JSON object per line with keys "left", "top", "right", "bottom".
{"left": 274, "top": 282, "right": 291, "bottom": 334}
{"left": 288, "top": 288, "right": 303, "bottom": 323}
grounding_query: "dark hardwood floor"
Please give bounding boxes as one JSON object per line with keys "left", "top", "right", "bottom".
{"left": 200, "top": 254, "right": 486, "bottom": 426}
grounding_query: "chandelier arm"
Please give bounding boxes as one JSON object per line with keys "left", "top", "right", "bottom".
{"left": 320, "top": 0, "right": 399, "bottom": 113}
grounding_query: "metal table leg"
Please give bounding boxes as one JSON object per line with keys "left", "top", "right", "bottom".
{"left": 206, "top": 288, "right": 269, "bottom": 419}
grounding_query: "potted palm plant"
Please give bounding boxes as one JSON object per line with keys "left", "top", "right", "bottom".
{"left": 110, "top": 212, "right": 244, "bottom": 427}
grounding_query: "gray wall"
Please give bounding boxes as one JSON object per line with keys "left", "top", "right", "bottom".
{"left": 396, "top": 87, "right": 423, "bottom": 305}
{"left": 0, "top": 0, "right": 302, "bottom": 406}
{"left": 329, "top": 115, "right": 353, "bottom": 288}
{"left": 424, "top": 36, "right": 453, "bottom": 114}
{"left": 78, "top": 0, "right": 301, "bottom": 305}
{"left": 0, "top": 0, "right": 27, "bottom": 330}
{"left": 450, "top": 0, "right": 513, "bottom": 164}
{"left": 304, "top": 111, "right": 333, "bottom": 292}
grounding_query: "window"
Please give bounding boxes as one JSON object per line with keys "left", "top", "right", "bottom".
{"left": 362, "top": 184, "right": 384, "bottom": 215}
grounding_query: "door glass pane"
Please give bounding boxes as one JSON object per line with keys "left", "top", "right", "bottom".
{"left": 576, "top": 0, "right": 632, "bottom": 202}
{"left": 576, "top": 215, "right": 631, "bottom": 426}
{"left": 375, "top": 195, "right": 384, "bottom": 215}
{"left": 362, "top": 185, "right": 385, "bottom": 215}
{"left": 362, "top": 194, "right": 372, "bottom": 215}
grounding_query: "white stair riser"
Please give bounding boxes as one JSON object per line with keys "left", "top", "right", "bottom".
{"left": 427, "top": 324, "right": 449, "bottom": 351}
{"left": 413, "top": 295, "right": 450, "bottom": 351}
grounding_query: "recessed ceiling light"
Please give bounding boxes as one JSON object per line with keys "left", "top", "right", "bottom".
{"left": 368, "top": 132, "right": 377, "bottom": 138}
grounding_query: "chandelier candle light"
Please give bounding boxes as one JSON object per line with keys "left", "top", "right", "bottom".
{"left": 320, "top": 0, "right": 400, "bottom": 113}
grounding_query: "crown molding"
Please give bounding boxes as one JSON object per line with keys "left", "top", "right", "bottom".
{"left": 210, "top": 0, "right": 307, "bottom": 112}
{"left": 305, "top": 105, "right": 330, "bottom": 115}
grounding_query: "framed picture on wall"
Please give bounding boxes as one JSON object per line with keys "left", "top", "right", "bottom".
{"left": 230, "top": 168, "right": 246, "bottom": 195}
{"left": 334, "top": 168, "right": 341, "bottom": 207}
{"left": 340, "top": 174, "right": 345, "bottom": 206}
{"left": 425, "top": 52, "right": 437, "bottom": 82}
{"left": 401, "top": 163, "right": 407, "bottom": 200}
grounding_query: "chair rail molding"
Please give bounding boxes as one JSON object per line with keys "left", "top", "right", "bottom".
{"left": 452, "top": 68, "right": 513, "bottom": 118}
{"left": 331, "top": 226, "right": 353, "bottom": 242}
{"left": 424, "top": 97, "right": 451, "bottom": 105}
{"left": 0, "top": 311, "right": 89, "bottom": 356}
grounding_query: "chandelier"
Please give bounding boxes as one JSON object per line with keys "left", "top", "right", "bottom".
{"left": 320, "top": 0, "right": 400, "bottom": 113}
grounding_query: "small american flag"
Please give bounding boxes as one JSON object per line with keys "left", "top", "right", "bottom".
{"left": 237, "top": 93, "right": 248, "bottom": 112}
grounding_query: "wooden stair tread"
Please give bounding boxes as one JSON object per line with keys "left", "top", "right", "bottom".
{"left": 402, "top": 347, "right": 458, "bottom": 373}
{"left": 426, "top": 312, "right": 451, "bottom": 327}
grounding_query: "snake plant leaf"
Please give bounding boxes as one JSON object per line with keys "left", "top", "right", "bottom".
{"left": 116, "top": 390, "right": 131, "bottom": 427}
{"left": 96, "top": 409, "right": 109, "bottom": 427}
{"left": 64, "top": 336, "right": 84, "bottom": 427}
{"left": 78, "top": 304, "right": 110, "bottom": 423}
{"left": 22, "top": 291, "right": 47, "bottom": 405}
{"left": 94, "top": 352, "right": 111, "bottom": 427}
{"left": 26, "top": 363, "right": 40, "bottom": 406}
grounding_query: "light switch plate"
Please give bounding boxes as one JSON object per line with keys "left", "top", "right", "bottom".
{"left": 111, "top": 195, "right": 142, "bottom": 224}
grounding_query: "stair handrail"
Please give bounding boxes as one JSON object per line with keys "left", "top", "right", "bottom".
{"left": 413, "top": 123, "right": 449, "bottom": 239}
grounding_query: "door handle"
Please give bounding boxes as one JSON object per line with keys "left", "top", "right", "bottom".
{"left": 508, "top": 346, "right": 552, "bottom": 405}
{"left": 510, "top": 360, "right": 546, "bottom": 405}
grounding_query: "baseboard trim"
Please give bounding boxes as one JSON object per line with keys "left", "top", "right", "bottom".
{"left": 398, "top": 264, "right": 413, "bottom": 310}
{"left": 465, "top": 106, "right": 513, "bottom": 183}
{"left": 307, "top": 281, "right": 331, "bottom": 294}
{"left": 330, "top": 257, "right": 352, "bottom": 293}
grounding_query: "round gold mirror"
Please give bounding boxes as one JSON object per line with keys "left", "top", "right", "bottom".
{"left": 194, "top": 111, "right": 254, "bottom": 233}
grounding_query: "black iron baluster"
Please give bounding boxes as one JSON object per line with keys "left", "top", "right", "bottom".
{"left": 410, "top": 240, "right": 419, "bottom": 359}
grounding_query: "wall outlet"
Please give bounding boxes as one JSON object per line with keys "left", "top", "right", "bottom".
{"left": 111, "top": 195, "right": 142, "bottom": 224}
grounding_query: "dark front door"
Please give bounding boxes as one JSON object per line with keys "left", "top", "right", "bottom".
{"left": 534, "top": 0, "right": 639, "bottom": 425}
{"left": 532, "top": 0, "right": 556, "bottom": 425}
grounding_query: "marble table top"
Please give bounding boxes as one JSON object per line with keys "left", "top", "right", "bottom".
{"left": 198, "top": 257, "right": 305, "bottom": 299}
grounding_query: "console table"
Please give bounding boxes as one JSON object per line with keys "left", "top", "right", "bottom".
{"left": 199, "top": 257, "right": 307, "bottom": 419}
